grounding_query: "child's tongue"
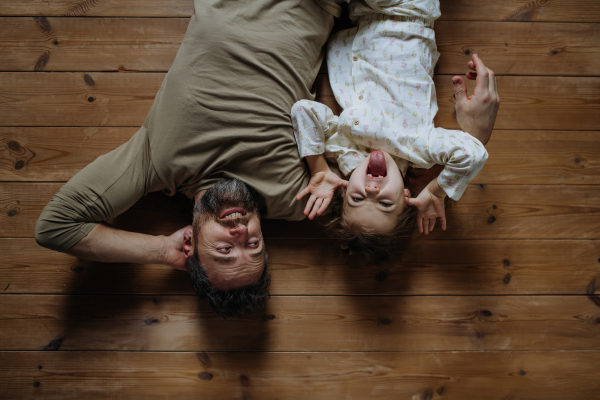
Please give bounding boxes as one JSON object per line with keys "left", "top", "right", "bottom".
{"left": 367, "top": 151, "right": 387, "bottom": 177}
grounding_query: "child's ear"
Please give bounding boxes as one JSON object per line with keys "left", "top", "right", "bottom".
{"left": 404, "top": 188, "right": 411, "bottom": 199}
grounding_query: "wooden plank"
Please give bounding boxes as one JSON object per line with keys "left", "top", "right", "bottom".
{"left": 1, "top": 0, "right": 599, "bottom": 22}
{"left": 2, "top": 73, "right": 599, "bottom": 130}
{"left": 0, "top": 72, "right": 164, "bottom": 127}
{"left": 3, "top": 128, "right": 598, "bottom": 184}
{"left": 434, "top": 21, "right": 600, "bottom": 76}
{"left": 0, "top": 17, "right": 189, "bottom": 72}
{"left": 2, "top": 351, "right": 599, "bottom": 400}
{"left": 317, "top": 74, "right": 600, "bottom": 131}
{"left": 2, "top": 182, "right": 599, "bottom": 239}
{"left": 2, "top": 238, "right": 599, "bottom": 296}
{"left": 1, "top": 295, "right": 599, "bottom": 351}
{"left": 2, "top": 18, "right": 598, "bottom": 77}
{"left": 0, "top": 127, "right": 135, "bottom": 181}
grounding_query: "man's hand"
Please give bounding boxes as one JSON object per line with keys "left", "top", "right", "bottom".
{"left": 406, "top": 186, "right": 446, "bottom": 235}
{"left": 297, "top": 171, "right": 348, "bottom": 219}
{"left": 161, "top": 225, "right": 193, "bottom": 271}
{"left": 452, "top": 54, "right": 500, "bottom": 146}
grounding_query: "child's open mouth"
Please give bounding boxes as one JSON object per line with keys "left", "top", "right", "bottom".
{"left": 366, "top": 151, "right": 387, "bottom": 179}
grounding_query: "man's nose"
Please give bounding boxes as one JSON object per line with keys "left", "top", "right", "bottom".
{"left": 365, "top": 184, "right": 380, "bottom": 195}
{"left": 229, "top": 224, "right": 247, "bottom": 236}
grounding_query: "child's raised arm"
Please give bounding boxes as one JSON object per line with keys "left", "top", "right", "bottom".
{"left": 406, "top": 178, "right": 447, "bottom": 235}
{"left": 297, "top": 155, "right": 348, "bottom": 220}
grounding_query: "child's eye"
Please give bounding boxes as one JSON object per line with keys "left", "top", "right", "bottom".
{"left": 380, "top": 202, "right": 392, "bottom": 207}
{"left": 248, "top": 241, "right": 259, "bottom": 248}
{"left": 352, "top": 197, "right": 363, "bottom": 202}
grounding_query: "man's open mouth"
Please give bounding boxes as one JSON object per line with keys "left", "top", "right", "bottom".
{"left": 367, "top": 151, "right": 387, "bottom": 179}
{"left": 220, "top": 208, "right": 247, "bottom": 220}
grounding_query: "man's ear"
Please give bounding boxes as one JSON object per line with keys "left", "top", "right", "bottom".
{"left": 183, "top": 227, "right": 194, "bottom": 259}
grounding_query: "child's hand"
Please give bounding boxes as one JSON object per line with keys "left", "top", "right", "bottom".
{"left": 406, "top": 187, "right": 447, "bottom": 235}
{"left": 297, "top": 171, "right": 348, "bottom": 219}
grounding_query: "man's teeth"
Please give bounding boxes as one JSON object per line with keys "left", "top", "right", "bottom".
{"left": 225, "top": 212, "right": 243, "bottom": 219}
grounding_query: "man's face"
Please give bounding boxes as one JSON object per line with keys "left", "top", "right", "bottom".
{"left": 189, "top": 180, "right": 266, "bottom": 291}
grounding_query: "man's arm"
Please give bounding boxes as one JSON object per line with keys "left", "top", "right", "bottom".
{"left": 35, "top": 128, "right": 187, "bottom": 270}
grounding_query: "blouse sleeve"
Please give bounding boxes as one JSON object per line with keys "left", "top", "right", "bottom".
{"left": 423, "top": 127, "right": 488, "bottom": 201}
{"left": 291, "top": 100, "right": 338, "bottom": 158}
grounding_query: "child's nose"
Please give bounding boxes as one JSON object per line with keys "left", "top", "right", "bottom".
{"left": 365, "top": 185, "right": 380, "bottom": 195}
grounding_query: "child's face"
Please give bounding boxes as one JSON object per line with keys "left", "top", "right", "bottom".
{"left": 344, "top": 151, "right": 411, "bottom": 233}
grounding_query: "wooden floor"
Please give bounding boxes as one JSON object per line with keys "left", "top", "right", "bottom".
{"left": 1, "top": 1, "right": 600, "bottom": 399}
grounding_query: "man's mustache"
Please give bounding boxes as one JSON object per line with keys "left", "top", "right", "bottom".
{"left": 217, "top": 211, "right": 254, "bottom": 228}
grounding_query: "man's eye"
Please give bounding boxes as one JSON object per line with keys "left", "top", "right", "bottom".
{"left": 380, "top": 202, "right": 392, "bottom": 207}
{"left": 352, "top": 197, "right": 363, "bottom": 202}
{"left": 217, "top": 247, "right": 231, "bottom": 252}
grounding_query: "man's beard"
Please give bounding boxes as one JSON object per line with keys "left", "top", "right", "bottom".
{"left": 193, "top": 179, "right": 260, "bottom": 227}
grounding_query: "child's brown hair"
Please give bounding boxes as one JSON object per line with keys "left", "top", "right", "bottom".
{"left": 326, "top": 187, "right": 417, "bottom": 262}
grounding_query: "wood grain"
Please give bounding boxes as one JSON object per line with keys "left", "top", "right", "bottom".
{"left": 1, "top": 295, "right": 599, "bottom": 351}
{"left": 2, "top": 0, "right": 599, "bottom": 22}
{"left": 2, "top": 238, "right": 599, "bottom": 296}
{"left": 0, "top": 127, "right": 135, "bottom": 181}
{"left": 316, "top": 74, "right": 600, "bottom": 131}
{"left": 2, "top": 73, "right": 598, "bottom": 131}
{"left": 2, "top": 18, "right": 598, "bottom": 77}
{"left": 0, "top": 17, "right": 189, "bottom": 72}
{"left": 434, "top": 21, "right": 600, "bottom": 76}
{"left": 2, "top": 128, "right": 598, "bottom": 184}
{"left": 2, "top": 351, "right": 599, "bottom": 400}
{"left": 2, "top": 183, "right": 599, "bottom": 239}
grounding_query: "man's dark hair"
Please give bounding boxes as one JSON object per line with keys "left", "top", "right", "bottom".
{"left": 187, "top": 250, "right": 271, "bottom": 318}
{"left": 187, "top": 178, "right": 270, "bottom": 318}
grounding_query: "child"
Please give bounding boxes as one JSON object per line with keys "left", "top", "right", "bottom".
{"left": 292, "top": 0, "right": 488, "bottom": 260}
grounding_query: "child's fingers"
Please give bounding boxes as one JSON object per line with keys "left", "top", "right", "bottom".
{"left": 304, "top": 194, "right": 317, "bottom": 216}
{"left": 423, "top": 218, "right": 429, "bottom": 235}
{"left": 440, "top": 216, "right": 447, "bottom": 230}
{"left": 340, "top": 179, "right": 349, "bottom": 188}
{"left": 296, "top": 187, "right": 311, "bottom": 201}
{"left": 429, "top": 218, "right": 435, "bottom": 232}
{"left": 417, "top": 217, "right": 424, "bottom": 233}
{"left": 317, "top": 197, "right": 331, "bottom": 215}
{"left": 309, "top": 198, "right": 324, "bottom": 220}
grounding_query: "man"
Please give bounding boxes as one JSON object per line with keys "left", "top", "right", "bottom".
{"left": 35, "top": 0, "right": 499, "bottom": 317}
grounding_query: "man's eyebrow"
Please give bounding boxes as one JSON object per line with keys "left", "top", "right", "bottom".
{"left": 251, "top": 251, "right": 265, "bottom": 260}
{"left": 209, "top": 254, "right": 237, "bottom": 263}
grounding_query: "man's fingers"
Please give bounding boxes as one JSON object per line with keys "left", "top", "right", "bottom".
{"left": 452, "top": 76, "right": 468, "bottom": 107}
{"left": 472, "top": 54, "right": 490, "bottom": 97}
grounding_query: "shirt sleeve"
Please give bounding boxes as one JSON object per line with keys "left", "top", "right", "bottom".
{"left": 34, "top": 127, "right": 166, "bottom": 252}
{"left": 291, "top": 99, "right": 338, "bottom": 158}
{"left": 422, "top": 127, "right": 488, "bottom": 201}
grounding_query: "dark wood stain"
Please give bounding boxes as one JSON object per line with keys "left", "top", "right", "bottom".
{"left": 3, "top": 282, "right": 9, "bottom": 291}
{"left": 519, "top": 370, "right": 526, "bottom": 376}
{"left": 34, "top": 52, "right": 50, "bottom": 72}
{"left": 375, "top": 270, "right": 388, "bottom": 282}
{"left": 378, "top": 317, "right": 392, "bottom": 326}
{"left": 503, "top": 273, "right": 512, "bottom": 285}
{"left": 488, "top": 216, "right": 496, "bottom": 224}
{"left": 44, "top": 336, "right": 63, "bottom": 351}
{"left": 197, "top": 372, "right": 213, "bottom": 381}
{"left": 437, "top": 386, "right": 445, "bottom": 395}
{"left": 37, "top": 365, "right": 43, "bottom": 370}
{"left": 479, "top": 310, "right": 493, "bottom": 317}
{"left": 196, "top": 352, "right": 212, "bottom": 368}
{"left": 503, "top": 259, "right": 511, "bottom": 267}
{"left": 33, "top": 381, "right": 40, "bottom": 388}
{"left": 14, "top": 160, "right": 25, "bottom": 170}
{"left": 503, "top": 1, "right": 544, "bottom": 22}
{"left": 423, "top": 390, "right": 433, "bottom": 400}
{"left": 87, "top": 96, "right": 96, "bottom": 102}
{"left": 84, "top": 74, "right": 95, "bottom": 87}
{"left": 33, "top": 17, "right": 51, "bottom": 32}
{"left": 587, "top": 279, "right": 600, "bottom": 307}
{"left": 7, "top": 209, "right": 18, "bottom": 217}
{"left": 144, "top": 317, "right": 160, "bottom": 326}
{"left": 7, "top": 140, "right": 21, "bottom": 152}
